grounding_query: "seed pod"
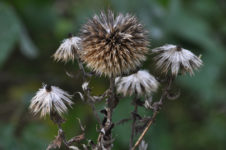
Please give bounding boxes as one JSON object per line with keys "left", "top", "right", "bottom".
{"left": 80, "top": 10, "right": 149, "bottom": 77}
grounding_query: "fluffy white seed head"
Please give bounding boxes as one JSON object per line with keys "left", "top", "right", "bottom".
{"left": 152, "top": 44, "right": 203, "bottom": 76}
{"left": 115, "top": 70, "right": 159, "bottom": 96}
{"left": 53, "top": 36, "right": 82, "bottom": 63}
{"left": 29, "top": 84, "right": 73, "bottom": 118}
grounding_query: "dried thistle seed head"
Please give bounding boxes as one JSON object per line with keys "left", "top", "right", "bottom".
{"left": 115, "top": 70, "right": 159, "bottom": 96}
{"left": 29, "top": 84, "right": 73, "bottom": 118}
{"left": 53, "top": 36, "right": 82, "bottom": 63}
{"left": 80, "top": 10, "right": 149, "bottom": 77}
{"left": 152, "top": 44, "right": 203, "bottom": 76}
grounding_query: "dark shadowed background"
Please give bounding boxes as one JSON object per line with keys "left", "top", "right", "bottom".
{"left": 0, "top": 0, "right": 226, "bottom": 149}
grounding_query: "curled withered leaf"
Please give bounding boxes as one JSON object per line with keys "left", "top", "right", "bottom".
{"left": 139, "top": 140, "right": 148, "bottom": 150}
{"left": 105, "top": 123, "right": 115, "bottom": 136}
{"left": 91, "top": 96, "right": 100, "bottom": 102}
{"left": 101, "top": 138, "right": 115, "bottom": 146}
{"left": 146, "top": 95, "right": 153, "bottom": 102}
{"left": 68, "top": 146, "right": 80, "bottom": 150}
{"left": 132, "top": 111, "right": 142, "bottom": 120}
{"left": 144, "top": 100, "right": 152, "bottom": 109}
{"left": 138, "top": 117, "right": 152, "bottom": 124}
{"left": 151, "top": 101, "right": 163, "bottom": 111}
{"left": 47, "top": 130, "right": 63, "bottom": 150}
{"left": 77, "top": 92, "right": 85, "bottom": 101}
{"left": 100, "top": 109, "right": 107, "bottom": 116}
{"left": 115, "top": 118, "right": 131, "bottom": 126}
{"left": 66, "top": 71, "right": 75, "bottom": 78}
{"left": 143, "top": 96, "right": 153, "bottom": 109}
{"left": 135, "top": 124, "right": 146, "bottom": 135}
{"left": 82, "top": 82, "right": 89, "bottom": 91}
{"left": 88, "top": 140, "right": 97, "bottom": 150}
{"left": 135, "top": 117, "right": 152, "bottom": 134}
{"left": 102, "top": 117, "right": 107, "bottom": 127}
{"left": 77, "top": 118, "right": 85, "bottom": 131}
{"left": 67, "top": 133, "right": 85, "bottom": 145}
{"left": 82, "top": 144, "right": 88, "bottom": 150}
{"left": 100, "top": 128, "right": 106, "bottom": 135}
{"left": 135, "top": 99, "right": 145, "bottom": 106}
{"left": 167, "top": 90, "right": 180, "bottom": 100}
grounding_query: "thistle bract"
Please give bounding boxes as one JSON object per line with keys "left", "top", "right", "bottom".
{"left": 80, "top": 10, "right": 149, "bottom": 77}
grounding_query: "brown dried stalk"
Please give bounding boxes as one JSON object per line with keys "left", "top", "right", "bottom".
{"left": 47, "top": 118, "right": 85, "bottom": 150}
{"left": 129, "top": 95, "right": 138, "bottom": 149}
{"left": 51, "top": 41, "right": 179, "bottom": 150}
{"left": 132, "top": 76, "right": 174, "bottom": 150}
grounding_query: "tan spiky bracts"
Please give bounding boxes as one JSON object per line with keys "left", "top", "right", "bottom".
{"left": 80, "top": 10, "right": 150, "bottom": 77}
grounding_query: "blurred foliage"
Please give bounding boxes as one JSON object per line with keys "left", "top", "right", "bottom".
{"left": 0, "top": 0, "right": 226, "bottom": 150}
{"left": 0, "top": 2, "right": 38, "bottom": 68}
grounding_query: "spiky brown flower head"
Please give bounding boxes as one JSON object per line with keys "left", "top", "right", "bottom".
{"left": 53, "top": 35, "right": 82, "bottom": 63}
{"left": 152, "top": 44, "right": 203, "bottom": 76}
{"left": 80, "top": 10, "right": 150, "bottom": 77}
{"left": 115, "top": 70, "right": 159, "bottom": 96}
{"left": 29, "top": 84, "right": 73, "bottom": 118}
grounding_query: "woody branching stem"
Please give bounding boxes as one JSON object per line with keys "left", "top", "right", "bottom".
{"left": 107, "top": 77, "right": 115, "bottom": 126}
{"left": 130, "top": 94, "right": 138, "bottom": 149}
{"left": 75, "top": 50, "right": 121, "bottom": 150}
{"left": 132, "top": 76, "right": 174, "bottom": 150}
{"left": 98, "top": 77, "right": 118, "bottom": 150}
{"left": 74, "top": 51, "right": 103, "bottom": 129}
{"left": 47, "top": 115, "right": 85, "bottom": 150}
{"left": 42, "top": 10, "right": 203, "bottom": 150}
{"left": 106, "top": 76, "right": 117, "bottom": 128}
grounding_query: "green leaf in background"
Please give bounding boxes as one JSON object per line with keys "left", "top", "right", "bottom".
{"left": 1, "top": 0, "right": 226, "bottom": 149}
{"left": 0, "top": 123, "right": 48, "bottom": 150}
{"left": 18, "top": 25, "right": 38, "bottom": 58}
{"left": 0, "top": 3, "right": 20, "bottom": 68}
{"left": 0, "top": 2, "right": 38, "bottom": 69}
{"left": 163, "top": 0, "right": 226, "bottom": 103}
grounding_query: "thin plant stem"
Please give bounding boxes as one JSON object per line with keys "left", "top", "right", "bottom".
{"left": 107, "top": 76, "right": 117, "bottom": 123}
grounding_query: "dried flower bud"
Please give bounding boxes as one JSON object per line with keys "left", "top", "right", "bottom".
{"left": 53, "top": 36, "right": 82, "bottom": 63}
{"left": 115, "top": 70, "right": 159, "bottom": 96}
{"left": 144, "top": 96, "right": 152, "bottom": 109}
{"left": 29, "top": 84, "right": 73, "bottom": 118}
{"left": 80, "top": 10, "right": 149, "bottom": 77}
{"left": 152, "top": 44, "right": 203, "bottom": 76}
{"left": 144, "top": 100, "right": 152, "bottom": 109}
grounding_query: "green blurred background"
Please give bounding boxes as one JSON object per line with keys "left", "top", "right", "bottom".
{"left": 0, "top": 0, "right": 226, "bottom": 149}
